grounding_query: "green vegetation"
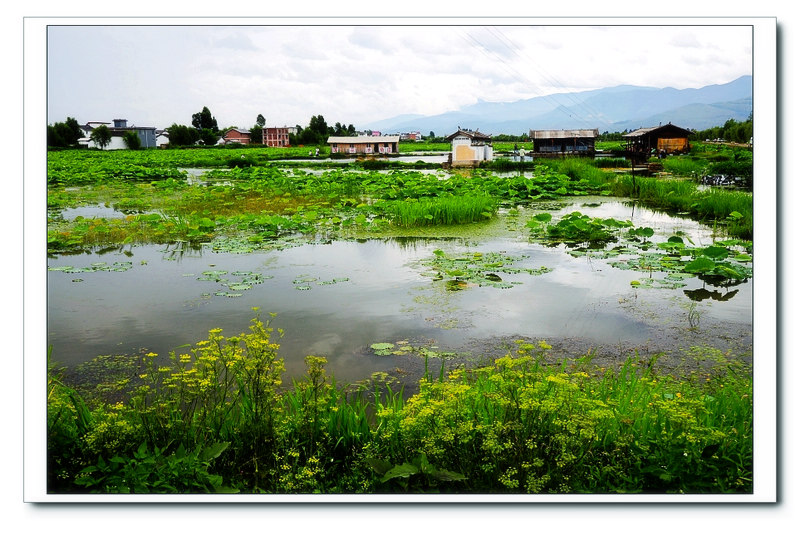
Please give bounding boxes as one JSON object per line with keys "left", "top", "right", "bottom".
{"left": 47, "top": 117, "right": 83, "bottom": 148}
{"left": 380, "top": 196, "right": 497, "bottom": 227}
{"left": 420, "top": 249, "right": 552, "bottom": 290}
{"left": 611, "top": 175, "right": 752, "bottom": 239}
{"left": 527, "top": 210, "right": 752, "bottom": 290}
{"left": 46, "top": 120, "right": 756, "bottom": 495}
{"left": 90, "top": 125, "right": 112, "bottom": 150}
{"left": 48, "top": 313, "right": 752, "bottom": 494}
{"left": 692, "top": 117, "right": 753, "bottom": 144}
{"left": 46, "top": 145, "right": 752, "bottom": 255}
{"left": 46, "top": 153, "right": 621, "bottom": 253}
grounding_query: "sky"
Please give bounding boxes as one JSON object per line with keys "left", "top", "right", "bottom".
{"left": 45, "top": 21, "right": 754, "bottom": 132}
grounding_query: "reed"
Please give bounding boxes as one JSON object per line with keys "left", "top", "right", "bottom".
{"left": 613, "top": 175, "right": 752, "bottom": 239}
{"left": 383, "top": 195, "right": 498, "bottom": 227}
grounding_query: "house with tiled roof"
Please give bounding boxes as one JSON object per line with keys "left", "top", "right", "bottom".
{"left": 446, "top": 128, "right": 493, "bottom": 165}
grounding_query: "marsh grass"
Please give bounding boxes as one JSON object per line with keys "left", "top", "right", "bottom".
{"left": 661, "top": 156, "right": 707, "bottom": 177}
{"left": 613, "top": 175, "right": 752, "bottom": 239}
{"left": 382, "top": 195, "right": 498, "bottom": 227}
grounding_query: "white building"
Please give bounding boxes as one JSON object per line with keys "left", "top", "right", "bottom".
{"left": 446, "top": 128, "right": 493, "bottom": 164}
{"left": 79, "top": 119, "right": 157, "bottom": 150}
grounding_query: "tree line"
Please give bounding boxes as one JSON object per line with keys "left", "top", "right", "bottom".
{"left": 48, "top": 109, "right": 754, "bottom": 149}
{"left": 167, "top": 109, "right": 357, "bottom": 148}
{"left": 690, "top": 116, "right": 753, "bottom": 144}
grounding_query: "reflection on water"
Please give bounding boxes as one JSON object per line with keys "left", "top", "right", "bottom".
{"left": 46, "top": 198, "right": 753, "bottom": 383}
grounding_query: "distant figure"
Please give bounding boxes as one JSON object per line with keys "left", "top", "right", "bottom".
{"left": 315, "top": 148, "right": 319, "bottom": 157}
{"left": 309, "top": 150, "right": 313, "bottom": 157}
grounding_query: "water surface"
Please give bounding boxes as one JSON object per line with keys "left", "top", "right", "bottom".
{"left": 47, "top": 199, "right": 753, "bottom": 383}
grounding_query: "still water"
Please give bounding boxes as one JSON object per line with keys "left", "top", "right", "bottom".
{"left": 47, "top": 199, "right": 752, "bottom": 383}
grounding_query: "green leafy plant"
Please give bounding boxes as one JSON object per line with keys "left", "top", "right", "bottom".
{"left": 366, "top": 453, "right": 467, "bottom": 492}
{"left": 75, "top": 441, "right": 235, "bottom": 493}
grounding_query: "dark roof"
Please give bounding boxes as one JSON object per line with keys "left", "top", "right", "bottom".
{"left": 623, "top": 123, "right": 692, "bottom": 138}
{"left": 446, "top": 129, "right": 492, "bottom": 141}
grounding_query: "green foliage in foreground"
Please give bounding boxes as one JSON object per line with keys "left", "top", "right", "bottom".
{"left": 49, "top": 314, "right": 752, "bottom": 495}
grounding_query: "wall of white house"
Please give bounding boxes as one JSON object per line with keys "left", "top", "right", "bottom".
{"left": 451, "top": 137, "right": 492, "bottom": 162}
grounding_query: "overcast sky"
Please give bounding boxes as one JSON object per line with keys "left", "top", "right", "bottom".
{"left": 46, "top": 22, "right": 753, "bottom": 131}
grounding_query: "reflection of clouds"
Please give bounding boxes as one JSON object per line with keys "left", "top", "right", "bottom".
{"left": 551, "top": 199, "right": 719, "bottom": 245}
{"left": 306, "top": 332, "right": 344, "bottom": 356}
{"left": 48, "top": 228, "right": 754, "bottom": 383}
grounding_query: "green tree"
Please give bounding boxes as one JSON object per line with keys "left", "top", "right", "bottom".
{"left": 249, "top": 126, "right": 263, "bottom": 145}
{"left": 192, "top": 106, "right": 219, "bottom": 132}
{"left": 123, "top": 131, "right": 142, "bottom": 150}
{"left": 47, "top": 125, "right": 68, "bottom": 148}
{"left": 47, "top": 117, "right": 83, "bottom": 148}
{"left": 198, "top": 128, "right": 219, "bottom": 146}
{"left": 89, "top": 125, "right": 112, "bottom": 149}
{"left": 165, "top": 124, "right": 200, "bottom": 146}
{"left": 308, "top": 115, "right": 329, "bottom": 143}
{"left": 63, "top": 117, "right": 83, "bottom": 144}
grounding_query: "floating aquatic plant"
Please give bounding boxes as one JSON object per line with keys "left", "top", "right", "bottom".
{"left": 370, "top": 343, "right": 396, "bottom": 356}
{"left": 292, "top": 275, "right": 349, "bottom": 290}
{"left": 48, "top": 261, "right": 133, "bottom": 273}
{"left": 421, "top": 249, "right": 551, "bottom": 290}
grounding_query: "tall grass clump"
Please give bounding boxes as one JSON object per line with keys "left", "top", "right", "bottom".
{"left": 593, "top": 157, "right": 629, "bottom": 168}
{"left": 382, "top": 195, "right": 498, "bottom": 227}
{"left": 480, "top": 159, "right": 540, "bottom": 173}
{"left": 613, "top": 175, "right": 752, "bottom": 239}
{"left": 660, "top": 156, "right": 707, "bottom": 177}
{"left": 537, "top": 157, "right": 616, "bottom": 190}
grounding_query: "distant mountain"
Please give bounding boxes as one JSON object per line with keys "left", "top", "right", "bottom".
{"left": 364, "top": 76, "right": 752, "bottom": 135}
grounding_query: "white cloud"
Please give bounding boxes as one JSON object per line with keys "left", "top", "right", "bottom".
{"left": 45, "top": 22, "right": 753, "bottom": 131}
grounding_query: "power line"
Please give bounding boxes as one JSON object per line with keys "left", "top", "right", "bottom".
{"left": 485, "top": 26, "right": 608, "bottom": 123}
{"left": 459, "top": 27, "right": 599, "bottom": 130}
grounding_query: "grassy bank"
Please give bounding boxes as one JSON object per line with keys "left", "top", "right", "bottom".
{"left": 48, "top": 313, "right": 752, "bottom": 495}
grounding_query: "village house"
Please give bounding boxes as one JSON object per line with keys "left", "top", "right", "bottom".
{"left": 623, "top": 123, "right": 692, "bottom": 160}
{"left": 530, "top": 129, "right": 599, "bottom": 156}
{"left": 263, "top": 127, "right": 292, "bottom": 147}
{"left": 219, "top": 128, "right": 251, "bottom": 145}
{"left": 327, "top": 135, "right": 400, "bottom": 155}
{"left": 446, "top": 128, "right": 493, "bottom": 165}
{"left": 400, "top": 131, "right": 422, "bottom": 142}
{"left": 79, "top": 119, "right": 157, "bottom": 150}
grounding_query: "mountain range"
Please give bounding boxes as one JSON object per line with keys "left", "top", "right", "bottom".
{"left": 364, "top": 76, "right": 752, "bottom": 136}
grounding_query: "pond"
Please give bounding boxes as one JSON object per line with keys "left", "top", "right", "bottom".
{"left": 47, "top": 198, "right": 753, "bottom": 385}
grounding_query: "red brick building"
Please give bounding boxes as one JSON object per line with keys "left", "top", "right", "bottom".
{"left": 263, "top": 127, "right": 291, "bottom": 147}
{"left": 220, "top": 128, "right": 251, "bottom": 145}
